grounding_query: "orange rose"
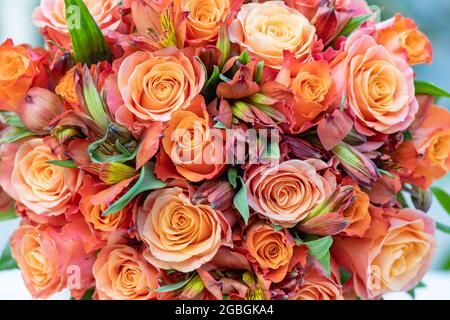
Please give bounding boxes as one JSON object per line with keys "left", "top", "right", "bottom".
{"left": 12, "top": 138, "right": 82, "bottom": 216}
{"left": 156, "top": 96, "right": 226, "bottom": 182}
{"left": 175, "top": 0, "right": 231, "bottom": 45}
{"left": 246, "top": 160, "right": 336, "bottom": 228}
{"left": 136, "top": 187, "right": 231, "bottom": 272}
{"left": 0, "top": 39, "right": 47, "bottom": 112}
{"left": 332, "top": 33, "right": 418, "bottom": 135}
{"left": 32, "top": 0, "right": 121, "bottom": 47}
{"left": 341, "top": 184, "right": 371, "bottom": 238}
{"left": 229, "top": 1, "right": 316, "bottom": 69}
{"left": 295, "top": 268, "right": 343, "bottom": 300}
{"left": 376, "top": 14, "right": 432, "bottom": 65}
{"left": 245, "top": 223, "right": 294, "bottom": 283}
{"left": 333, "top": 207, "right": 436, "bottom": 299}
{"left": 93, "top": 244, "right": 159, "bottom": 300}
{"left": 10, "top": 222, "right": 95, "bottom": 299}
{"left": 118, "top": 48, "right": 206, "bottom": 122}
{"left": 278, "top": 60, "right": 336, "bottom": 132}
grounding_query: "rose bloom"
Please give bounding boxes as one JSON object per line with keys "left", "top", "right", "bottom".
{"left": 246, "top": 159, "right": 336, "bottom": 228}
{"left": 0, "top": 39, "right": 47, "bottom": 112}
{"left": 32, "top": 0, "right": 121, "bottom": 47}
{"left": 10, "top": 222, "right": 95, "bottom": 299}
{"left": 156, "top": 96, "right": 226, "bottom": 182}
{"left": 245, "top": 223, "right": 294, "bottom": 283}
{"left": 118, "top": 48, "right": 206, "bottom": 122}
{"left": 295, "top": 267, "right": 343, "bottom": 300}
{"left": 175, "top": 0, "right": 231, "bottom": 46}
{"left": 12, "top": 138, "right": 82, "bottom": 217}
{"left": 333, "top": 207, "right": 436, "bottom": 299}
{"left": 341, "top": 184, "right": 371, "bottom": 238}
{"left": 136, "top": 187, "right": 231, "bottom": 272}
{"left": 229, "top": 1, "right": 316, "bottom": 69}
{"left": 277, "top": 60, "right": 336, "bottom": 132}
{"left": 332, "top": 33, "right": 418, "bottom": 135}
{"left": 93, "top": 244, "right": 159, "bottom": 300}
{"left": 376, "top": 14, "right": 432, "bottom": 65}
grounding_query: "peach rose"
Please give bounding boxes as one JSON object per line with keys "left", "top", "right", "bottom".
{"left": 136, "top": 187, "right": 231, "bottom": 272}
{"left": 156, "top": 96, "right": 226, "bottom": 182}
{"left": 0, "top": 39, "right": 47, "bottom": 112}
{"left": 93, "top": 244, "right": 159, "bottom": 300}
{"left": 118, "top": 48, "right": 206, "bottom": 122}
{"left": 175, "top": 0, "right": 231, "bottom": 45}
{"left": 295, "top": 268, "right": 343, "bottom": 300}
{"left": 376, "top": 14, "right": 432, "bottom": 65}
{"left": 277, "top": 60, "right": 336, "bottom": 132}
{"left": 246, "top": 160, "right": 336, "bottom": 228}
{"left": 341, "top": 184, "right": 371, "bottom": 238}
{"left": 245, "top": 223, "right": 294, "bottom": 283}
{"left": 333, "top": 207, "right": 436, "bottom": 299}
{"left": 229, "top": 1, "right": 316, "bottom": 69}
{"left": 32, "top": 0, "right": 121, "bottom": 47}
{"left": 10, "top": 222, "right": 95, "bottom": 299}
{"left": 12, "top": 138, "right": 82, "bottom": 217}
{"left": 332, "top": 33, "right": 418, "bottom": 135}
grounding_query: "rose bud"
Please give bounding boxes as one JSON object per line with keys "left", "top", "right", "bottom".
{"left": 332, "top": 143, "right": 381, "bottom": 188}
{"left": 411, "top": 186, "right": 432, "bottom": 213}
{"left": 18, "top": 88, "right": 64, "bottom": 134}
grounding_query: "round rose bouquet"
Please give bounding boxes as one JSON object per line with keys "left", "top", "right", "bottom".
{"left": 0, "top": 0, "right": 449, "bottom": 300}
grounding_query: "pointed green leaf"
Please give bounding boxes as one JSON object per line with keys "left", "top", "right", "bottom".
{"left": 407, "top": 281, "right": 426, "bottom": 300}
{"left": 436, "top": 222, "right": 450, "bottom": 234}
{"left": 46, "top": 160, "right": 78, "bottom": 169}
{"left": 304, "top": 236, "right": 333, "bottom": 277}
{"left": 255, "top": 61, "right": 264, "bottom": 84}
{"left": 233, "top": 177, "right": 250, "bottom": 225}
{"left": 154, "top": 274, "right": 195, "bottom": 293}
{"left": 0, "top": 127, "right": 34, "bottom": 143}
{"left": 228, "top": 168, "right": 238, "bottom": 189}
{"left": 430, "top": 186, "right": 450, "bottom": 215}
{"left": 103, "top": 163, "right": 166, "bottom": 216}
{"left": 414, "top": 81, "right": 450, "bottom": 98}
{"left": 214, "top": 121, "right": 227, "bottom": 130}
{"left": 64, "top": 0, "right": 112, "bottom": 65}
{"left": 0, "top": 244, "right": 18, "bottom": 271}
{"left": 238, "top": 50, "right": 250, "bottom": 65}
{"left": 0, "top": 207, "right": 17, "bottom": 222}
{"left": 337, "top": 13, "right": 373, "bottom": 38}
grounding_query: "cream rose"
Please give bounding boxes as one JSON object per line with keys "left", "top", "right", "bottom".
{"left": 229, "top": 1, "right": 316, "bottom": 69}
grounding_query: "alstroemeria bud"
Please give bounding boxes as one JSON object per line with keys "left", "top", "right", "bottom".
{"left": 88, "top": 162, "right": 136, "bottom": 185}
{"left": 411, "top": 186, "right": 432, "bottom": 212}
{"left": 178, "top": 275, "right": 205, "bottom": 300}
{"left": 248, "top": 93, "right": 278, "bottom": 106}
{"left": 193, "top": 180, "right": 235, "bottom": 211}
{"left": 283, "top": 136, "right": 322, "bottom": 160}
{"left": 217, "top": 24, "right": 231, "bottom": 68}
{"left": 343, "top": 128, "right": 367, "bottom": 146}
{"left": 332, "top": 143, "right": 380, "bottom": 188}
{"left": 298, "top": 185, "right": 354, "bottom": 236}
{"left": 52, "top": 126, "right": 82, "bottom": 145}
{"left": 18, "top": 88, "right": 64, "bottom": 135}
{"left": 252, "top": 104, "right": 287, "bottom": 124}
{"left": 232, "top": 101, "right": 256, "bottom": 124}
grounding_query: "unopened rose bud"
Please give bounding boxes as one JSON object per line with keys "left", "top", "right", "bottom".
{"left": 18, "top": 88, "right": 64, "bottom": 134}
{"left": 332, "top": 143, "right": 380, "bottom": 188}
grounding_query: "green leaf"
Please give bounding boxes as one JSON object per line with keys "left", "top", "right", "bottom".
{"left": 255, "top": 61, "right": 264, "bottom": 84}
{"left": 103, "top": 163, "right": 166, "bottom": 216}
{"left": 71, "top": 287, "right": 95, "bottom": 300}
{"left": 202, "top": 65, "right": 221, "bottom": 103}
{"left": 228, "top": 167, "right": 238, "bottom": 189}
{"left": 407, "top": 281, "right": 426, "bottom": 300}
{"left": 238, "top": 50, "right": 250, "bottom": 65}
{"left": 0, "top": 245, "right": 18, "bottom": 271}
{"left": 64, "top": 0, "right": 112, "bottom": 65}
{"left": 304, "top": 236, "right": 333, "bottom": 277}
{"left": 0, "top": 207, "right": 17, "bottom": 222}
{"left": 214, "top": 121, "right": 227, "bottom": 129}
{"left": 154, "top": 274, "right": 195, "bottom": 293}
{"left": 430, "top": 186, "right": 450, "bottom": 215}
{"left": 271, "top": 224, "right": 283, "bottom": 232}
{"left": 414, "top": 81, "right": 450, "bottom": 98}
{"left": 3, "top": 113, "right": 26, "bottom": 128}
{"left": 339, "top": 268, "right": 352, "bottom": 286}
{"left": 396, "top": 192, "right": 410, "bottom": 209}
{"left": 403, "top": 131, "right": 413, "bottom": 141}
{"left": 46, "top": 160, "right": 78, "bottom": 169}
{"left": 262, "top": 141, "right": 280, "bottom": 160}
{"left": 233, "top": 177, "right": 250, "bottom": 225}
{"left": 337, "top": 13, "right": 373, "bottom": 38}
{"left": 436, "top": 222, "right": 450, "bottom": 234}
{"left": 217, "top": 24, "right": 231, "bottom": 68}
{"left": 0, "top": 127, "right": 34, "bottom": 143}
{"left": 82, "top": 67, "right": 109, "bottom": 131}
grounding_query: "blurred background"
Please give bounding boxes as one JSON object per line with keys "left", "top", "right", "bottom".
{"left": 0, "top": 0, "right": 449, "bottom": 298}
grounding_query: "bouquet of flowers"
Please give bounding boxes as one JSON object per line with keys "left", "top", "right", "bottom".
{"left": 0, "top": 0, "right": 449, "bottom": 300}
